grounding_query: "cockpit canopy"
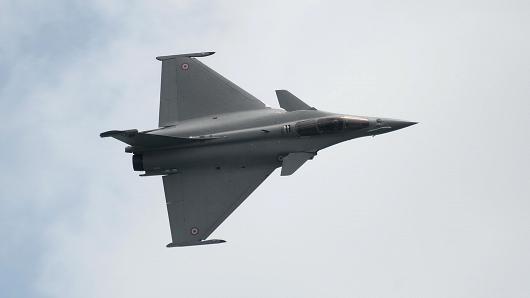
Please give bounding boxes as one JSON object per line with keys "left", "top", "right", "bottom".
{"left": 295, "top": 116, "right": 369, "bottom": 136}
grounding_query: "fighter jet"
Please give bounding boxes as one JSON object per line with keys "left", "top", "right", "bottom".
{"left": 101, "top": 52, "right": 416, "bottom": 247}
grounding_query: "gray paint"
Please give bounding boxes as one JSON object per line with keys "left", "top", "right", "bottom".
{"left": 281, "top": 152, "right": 316, "bottom": 176}
{"left": 158, "top": 53, "right": 265, "bottom": 126}
{"left": 275, "top": 89, "right": 315, "bottom": 111}
{"left": 101, "top": 53, "right": 416, "bottom": 247}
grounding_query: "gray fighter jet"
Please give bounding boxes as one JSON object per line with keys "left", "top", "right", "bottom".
{"left": 101, "top": 52, "right": 416, "bottom": 247}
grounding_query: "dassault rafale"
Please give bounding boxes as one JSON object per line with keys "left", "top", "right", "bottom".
{"left": 101, "top": 52, "right": 416, "bottom": 247}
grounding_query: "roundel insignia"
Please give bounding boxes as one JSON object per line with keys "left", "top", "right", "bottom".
{"left": 190, "top": 227, "right": 199, "bottom": 235}
{"left": 181, "top": 63, "right": 189, "bottom": 70}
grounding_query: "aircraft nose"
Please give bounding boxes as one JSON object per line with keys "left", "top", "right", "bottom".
{"left": 386, "top": 119, "right": 418, "bottom": 130}
{"left": 369, "top": 118, "right": 417, "bottom": 135}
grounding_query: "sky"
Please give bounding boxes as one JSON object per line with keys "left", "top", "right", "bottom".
{"left": 1, "top": 0, "right": 529, "bottom": 297}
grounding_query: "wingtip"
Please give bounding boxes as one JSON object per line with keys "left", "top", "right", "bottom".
{"left": 166, "top": 239, "right": 226, "bottom": 248}
{"left": 156, "top": 51, "right": 215, "bottom": 61}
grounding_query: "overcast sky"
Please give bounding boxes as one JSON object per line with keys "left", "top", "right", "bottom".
{"left": 1, "top": 0, "right": 529, "bottom": 297}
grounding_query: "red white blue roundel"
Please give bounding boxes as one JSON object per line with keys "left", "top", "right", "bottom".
{"left": 181, "top": 63, "right": 189, "bottom": 70}
{"left": 190, "top": 227, "right": 199, "bottom": 235}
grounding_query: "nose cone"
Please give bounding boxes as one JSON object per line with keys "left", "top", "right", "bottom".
{"left": 369, "top": 118, "right": 417, "bottom": 135}
{"left": 385, "top": 119, "right": 418, "bottom": 130}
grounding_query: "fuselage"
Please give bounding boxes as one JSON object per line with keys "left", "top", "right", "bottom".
{"left": 133, "top": 108, "right": 389, "bottom": 174}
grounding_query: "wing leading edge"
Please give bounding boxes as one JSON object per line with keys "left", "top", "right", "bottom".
{"left": 162, "top": 163, "right": 277, "bottom": 247}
